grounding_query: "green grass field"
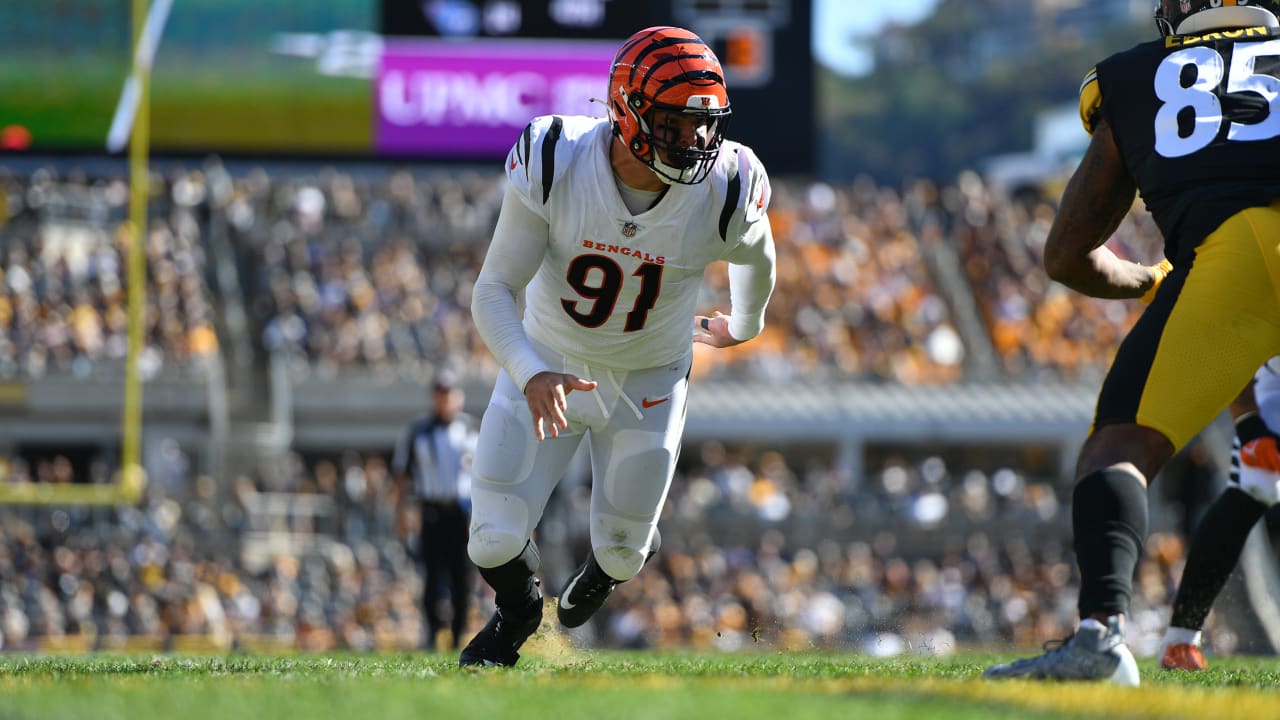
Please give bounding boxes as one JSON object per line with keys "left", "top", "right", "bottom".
{"left": 0, "top": 0, "right": 374, "bottom": 154}
{"left": 0, "top": 54, "right": 370, "bottom": 154}
{"left": 2, "top": 640, "right": 1279, "bottom": 720}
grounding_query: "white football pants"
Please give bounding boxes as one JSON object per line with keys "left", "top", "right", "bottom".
{"left": 468, "top": 344, "right": 690, "bottom": 582}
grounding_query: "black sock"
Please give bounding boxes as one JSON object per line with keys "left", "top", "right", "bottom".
{"left": 1170, "top": 487, "right": 1267, "bottom": 630}
{"left": 479, "top": 540, "right": 541, "bottom": 611}
{"left": 1074, "top": 468, "right": 1149, "bottom": 617}
{"left": 1235, "top": 413, "right": 1274, "bottom": 444}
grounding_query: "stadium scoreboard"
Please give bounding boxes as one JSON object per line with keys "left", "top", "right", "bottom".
{"left": 381, "top": 0, "right": 655, "bottom": 39}
{"left": 1, "top": 0, "right": 812, "bottom": 173}
{"left": 379, "top": 0, "right": 811, "bottom": 172}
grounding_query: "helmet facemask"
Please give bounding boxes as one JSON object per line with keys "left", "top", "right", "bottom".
{"left": 1153, "top": 1, "right": 1174, "bottom": 37}
{"left": 618, "top": 92, "right": 730, "bottom": 185}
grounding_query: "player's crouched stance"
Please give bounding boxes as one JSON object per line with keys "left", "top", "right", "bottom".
{"left": 986, "top": 0, "right": 1280, "bottom": 687}
{"left": 459, "top": 26, "right": 776, "bottom": 667}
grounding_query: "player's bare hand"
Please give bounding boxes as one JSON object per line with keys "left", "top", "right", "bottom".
{"left": 524, "top": 371, "right": 597, "bottom": 441}
{"left": 693, "top": 311, "right": 743, "bottom": 348}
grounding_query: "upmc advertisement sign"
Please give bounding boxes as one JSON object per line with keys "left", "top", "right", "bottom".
{"left": 375, "top": 40, "right": 615, "bottom": 157}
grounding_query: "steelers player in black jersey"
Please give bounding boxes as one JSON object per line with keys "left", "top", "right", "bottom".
{"left": 985, "top": 0, "right": 1280, "bottom": 685}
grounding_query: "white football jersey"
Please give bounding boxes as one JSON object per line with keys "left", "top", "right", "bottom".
{"left": 503, "top": 114, "right": 772, "bottom": 372}
{"left": 1256, "top": 357, "right": 1280, "bottom": 426}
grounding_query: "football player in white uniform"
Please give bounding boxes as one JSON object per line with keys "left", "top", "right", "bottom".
{"left": 460, "top": 26, "right": 776, "bottom": 667}
{"left": 1159, "top": 357, "right": 1280, "bottom": 670}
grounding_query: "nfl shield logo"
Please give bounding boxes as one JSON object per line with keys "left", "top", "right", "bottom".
{"left": 621, "top": 222, "right": 638, "bottom": 237}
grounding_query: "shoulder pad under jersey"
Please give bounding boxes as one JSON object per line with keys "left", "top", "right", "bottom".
{"left": 712, "top": 141, "right": 772, "bottom": 243}
{"left": 505, "top": 115, "right": 600, "bottom": 213}
{"left": 1078, "top": 65, "right": 1102, "bottom": 136}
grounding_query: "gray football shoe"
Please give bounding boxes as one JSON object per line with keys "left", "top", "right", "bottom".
{"left": 983, "top": 617, "right": 1140, "bottom": 687}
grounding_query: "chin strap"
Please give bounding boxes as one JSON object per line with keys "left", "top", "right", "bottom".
{"left": 592, "top": 97, "right": 623, "bottom": 139}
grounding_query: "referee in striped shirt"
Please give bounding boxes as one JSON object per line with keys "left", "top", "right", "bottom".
{"left": 393, "top": 370, "right": 479, "bottom": 651}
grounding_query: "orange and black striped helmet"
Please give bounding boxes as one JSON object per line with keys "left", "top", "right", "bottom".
{"left": 607, "top": 26, "right": 731, "bottom": 185}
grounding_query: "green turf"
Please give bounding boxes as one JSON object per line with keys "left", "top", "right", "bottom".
{"left": 0, "top": 0, "right": 374, "bottom": 153}
{"left": 0, "top": 59, "right": 127, "bottom": 147}
{"left": 0, "top": 651, "right": 1277, "bottom": 720}
{"left": 148, "top": 56, "right": 371, "bottom": 153}
{"left": 0, "top": 54, "right": 370, "bottom": 153}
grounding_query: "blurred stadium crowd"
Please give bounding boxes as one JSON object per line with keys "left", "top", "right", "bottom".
{"left": 0, "top": 162, "right": 1212, "bottom": 657}
{"left": 1, "top": 161, "right": 1161, "bottom": 384}
{"left": 0, "top": 442, "right": 1215, "bottom": 658}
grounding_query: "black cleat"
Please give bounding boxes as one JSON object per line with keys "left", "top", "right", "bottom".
{"left": 557, "top": 554, "right": 620, "bottom": 628}
{"left": 459, "top": 598, "right": 543, "bottom": 668}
